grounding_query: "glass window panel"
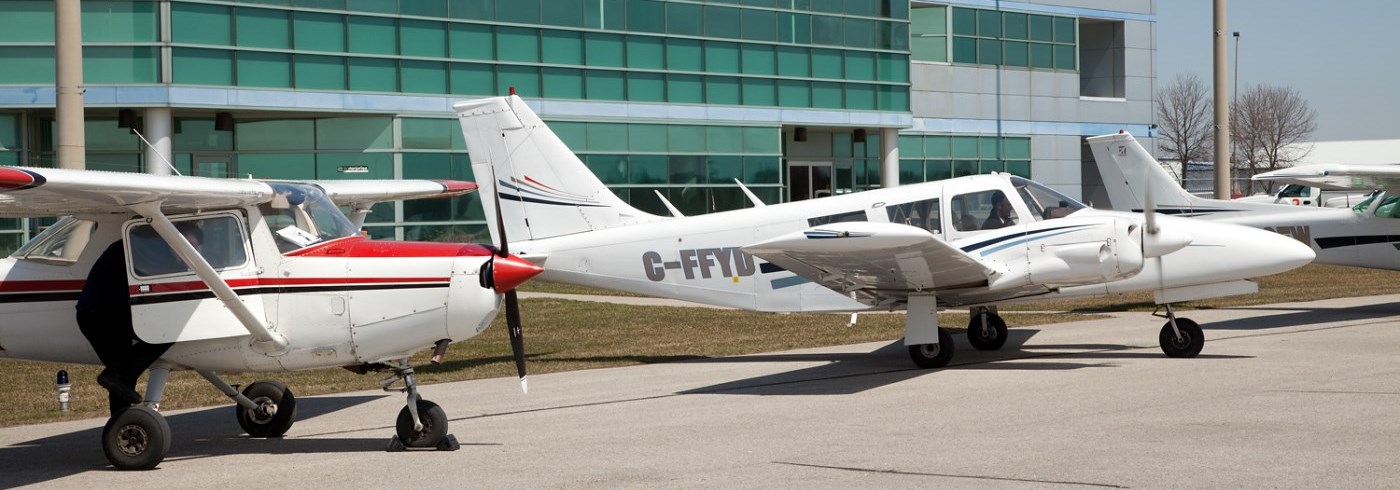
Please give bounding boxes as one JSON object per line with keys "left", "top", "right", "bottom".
{"left": 542, "top": 67, "right": 584, "bottom": 99}
{"left": 952, "top": 159, "right": 978, "bottom": 177}
{"left": 496, "top": 27, "right": 539, "bottom": 62}
{"left": 666, "top": 38, "right": 703, "bottom": 71}
{"left": 0, "top": 115, "right": 21, "bottom": 151}
{"left": 84, "top": 47, "right": 158, "bottom": 84}
{"left": 586, "top": 32, "right": 625, "bottom": 67}
{"left": 1006, "top": 160, "right": 1031, "bottom": 178}
{"left": 706, "top": 76, "right": 740, "bottom": 105}
{"left": 706, "top": 42, "right": 740, "bottom": 73}
{"left": 629, "top": 124, "right": 667, "bottom": 152}
{"left": 173, "top": 48, "right": 233, "bottom": 85}
{"left": 877, "top": 53, "right": 908, "bottom": 82}
{"left": 171, "top": 3, "right": 230, "bottom": 45}
{"left": 401, "top": 0, "right": 449, "bottom": 17}
{"left": 1054, "top": 44, "right": 1076, "bottom": 70}
{"left": 403, "top": 224, "right": 489, "bottom": 242}
{"left": 0, "top": 1, "right": 53, "bottom": 43}
{"left": 845, "top": 51, "right": 875, "bottom": 80}
{"left": 776, "top": 46, "right": 810, "bottom": 77}
{"left": 347, "top": 15, "right": 398, "bottom": 55}
{"left": 741, "top": 44, "right": 775, "bottom": 76}
{"left": 236, "top": 7, "right": 291, "bottom": 49}
{"left": 584, "top": 154, "right": 628, "bottom": 184}
{"left": 706, "top": 126, "right": 743, "bottom": 153}
{"left": 844, "top": 18, "right": 875, "bottom": 49}
{"left": 898, "top": 159, "right": 923, "bottom": 185}
{"left": 911, "top": 6, "right": 946, "bottom": 36}
{"left": 951, "top": 136, "right": 978, "bottom": 158}
{"left": 542, "top": 30, "right": 584, "bottom": 65}
{"left": 627, "top": 72, "right": 666, "bottom": 102}
{"left": 776, "top": 12, "right": 811, "bottom": 44}
{"left": 979, "top": 137, "right": 1000, "bottom": 159}
{"left": 777, "top": 79, "right": 810, "bottom": 107}
{"left": 744, "top": 157, "right": 780, "bottom": 184}
{"left": 879, "top": 85, "right": 908, "bottom": 112}
{"left": 295, "top": 12, "right": 346, "bottom": 52}
{"left": 811, "top": 0, "right": 843, "bottom": 13}
{"left": 668, "top": 155, "right": 703, "bottom": 184}
{"left": 347, "top": 57, "right": 397, "bottom": 91}
{"left": 628, "top": 155, "right": 666, "bottom": 184}
{"left": 82, "top": 0, "right": 157, "bottom": 43}
{"left": 811, "top": 49, "right": 843, "bottom": 79}
{"left": 1029, "top": 42, "right": 1053, "bottom": 68}
{"left": 295, "top": 54, "right": 346, "bottom": 90}
{"left": 591, "top": 0, "right": 626, "bottom": 30}
{"left": 449, "top": 23, "right": 493, "bottom": 60}
{"left": 316, "top": 117, "right": 391, "bottom": 150}
{"left": 898, "top": 136, "right": 923, "bottom": 158}
{"left": 1003, "top": 40, "right": 1028, "bottom": 67}
{"left": 951, "top": 36, "right": 977, "bottom": 63}
{"left": 402, "top": 60, "right": 448, "bottom": 94}
{"left": 668, "top": 125, "right": 706, "bottom": 152}
{"left": 550, "top": 121, "right": 587, "bottom": 150}
{"left": 810, "top": 15, "right": 842, "bottom": 46}
{"left": 403, "top": 153, "right": 475, "bottom": 220}
{"left": 1054, "top": 16, "right": 1076, "bottom": 43}
{"left": 911, "top": 36, "right": 948, "bottom": 63}
{"left": 298, "top": 0, "right": 345, "bottom": 9}
{"left": 922, "top": 159, "right": 950, "bottom": 181}
{"left": 402, "top": 118, "right": 464, "bottom": 150}
{"left": 812, "top": 81, "right": 842, "bottom": 109}
{"left": 889, "top": 22, "right": 908, "bottom": 51}
{"left": 450, "top": 62, "right": 495, "bottom": 95}
{"left": 979, "top": 160, "right": 1006, "bottom": 174}
{"left": 976, "top": 10, "right": 1001, "bottom": 39}
{"left": 497, "top": 65, "right": 540, "bottom": 96}
{"left": 626, "top": 0, "right": 666, "bottom": 34}
{"left": 668, "top": 74, "right": 704, "bottom": 104}
{"left": 238, "top": 119, "right": 314, "bottom": 151}
{"left": 495, "top": 0, "right": 540, "bottom": 23}
{"left": 540, "top": 0, "right": 587, "bottom": 27}
{"left": 400, "top": 20, "right": 447, "bottom": 58}
{"left": 315, "top": 152, "right": 393, "bottom": 181}
{"left": 238, "top": 153, "right": 315, "bottom": 180}
{"left": 1003, "top": 12, "right": 1028, "bottom": 40}
{"left": 741, "top": 78, "right": 775, "bottom": 106}
{"left": 741, "top": 9, "right": 777, "bottom": 41}
{"left": 951, "top": 7, "right": 976, "bottom": 36}
{"left": 84, "top": 119, "right": 139, "bottom": 151}
{"left": 347, "top": 0, "right": 396, "bottom": 13}
{"left": 742, "top": 127, "right": 779, "bottom": 154}
{"left": 627, "top": 36, "right": 665, "bottom": 69}
{"left": 1028, "top": 15, "right": 1052, "bottom": 42}
{"left": 1004, "top": 138, "right": 1030, "bottom": 159}
{"left": 977, "top": 38, "right": 1001, "bottom": 65}
{"left": 705, "top": 156, "right": 742, "bottom": 184}
{"left": 586, "top": 70, "right": 625, "bottom": 100}
{"left": 705, "top": 6, "right": 741, "bottom": 39}
{"left": 666, "top": 2, "right": 702, "bottom": 36}
{"left": 586, "top": 123, "right": 627, "bottom": 152}
{"left": 86, "top": 153, "right": 141, "bottom": 174}
{"left": 920, "top": 135, "right": 949, "bottom": 158}
{"left": 450, "top": 0, "right": 493, "bottom": 20}
{"left": 237, "top": 51, "right": 292, "bottom": 88}
{"left": 844, "top": 84, "right": 875, "bottom": 110}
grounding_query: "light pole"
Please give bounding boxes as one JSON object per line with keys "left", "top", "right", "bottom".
{"left": 1232, "top": 31, "right": 1240, "bottom": 193}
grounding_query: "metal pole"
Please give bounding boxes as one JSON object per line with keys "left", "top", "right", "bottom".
{"left": 1212, "top": 0, "right": 1230, "bottom": 199}
{"left": 1232, "top": 31, "right": 1240, "bottom": 194}
{"left": 55, "top": 0, "right": 86, "bottom": 170}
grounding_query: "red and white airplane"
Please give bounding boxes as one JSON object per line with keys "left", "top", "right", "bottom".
{"left": 0, "top": 167, "right": 542, "bottom": 470}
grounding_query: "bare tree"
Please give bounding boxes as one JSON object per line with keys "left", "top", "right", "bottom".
{"left": 1231, "top": 84, "right": 1317, "bottom": 194}
{"left": 1154, "top": 73, "right": 1214, "bottom": 185}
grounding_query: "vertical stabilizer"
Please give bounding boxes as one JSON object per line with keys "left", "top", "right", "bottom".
{"left": 455, "top": 96, "right": 657, "bottom": 243}
{"left": 1086, "top": 133, "right": 1204, "bottom": 211}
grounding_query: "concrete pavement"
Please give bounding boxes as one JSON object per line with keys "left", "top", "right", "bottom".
{"left": 2, "top": 294, "right": 1399, "bottom": 488}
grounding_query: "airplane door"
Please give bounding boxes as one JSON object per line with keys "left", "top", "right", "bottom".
{"left": 127, "top": 212, "right": 265, "bottom": 344}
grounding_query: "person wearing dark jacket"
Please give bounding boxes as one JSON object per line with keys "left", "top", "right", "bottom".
{"left": 77, "top": 240, "right": 173, "bottom": 415}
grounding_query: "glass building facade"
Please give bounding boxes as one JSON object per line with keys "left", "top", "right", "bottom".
{"left": 0, "top": 0, "right": 1156, "bottom": 251}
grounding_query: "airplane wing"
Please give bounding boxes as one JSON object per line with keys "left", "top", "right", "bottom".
{"left": 310, "top": 179, "right": 477, "bottom": 208}
{"left": 743, "top": 221, "right": 992, "bottom": 306}
{"left": 1253, "top": 164, "right": 1400, "bottom": 192}
{"left": 0, "top": 166, "right": 273, "bottom": 217}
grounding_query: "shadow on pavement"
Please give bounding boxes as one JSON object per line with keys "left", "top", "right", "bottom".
{"left": 1204, "top": 301, "right": 1400, "bottom": 331}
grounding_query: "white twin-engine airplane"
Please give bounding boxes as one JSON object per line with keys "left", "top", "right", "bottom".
{"left": 1087, "top": 132, "right": 1400, "bottom": 271}
{"left": 0, "top": 168, "right": 542, "bottom": 470}
{"left": 456, "top": 95, "right": 1315, "bottom": 372}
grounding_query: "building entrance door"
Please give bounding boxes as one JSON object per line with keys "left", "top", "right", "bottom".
{"left": 192, "top": 154, "right": 233, "bottom": 178}
{"left": 788, "top": 161, "right": 833, "bottom": 202}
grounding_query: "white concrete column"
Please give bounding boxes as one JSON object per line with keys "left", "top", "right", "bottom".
{"left": 144, "top": 108, "right": 173, "bottom": 175}
{"left": 55, "top": 0, "right": 85, "bottom": 170}
{"left": 880, "top": 128, "right": 899, "bottom": 188}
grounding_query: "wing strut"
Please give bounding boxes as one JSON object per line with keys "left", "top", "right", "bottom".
{"left": 128, "top": 202, "right": 290, "bottom": 356}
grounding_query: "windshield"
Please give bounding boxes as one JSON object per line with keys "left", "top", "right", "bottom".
{"left": 258, "top": 183, "right": 358, "bottom": 253}
{"left": 1010, "top": 176, "right": 1086, "bottom": 221}
{"left": 11, "top": 217, "right": 96, "bottom": 263}
{"left": 1353, "top": 192, "right": 1381, "bottom": 214}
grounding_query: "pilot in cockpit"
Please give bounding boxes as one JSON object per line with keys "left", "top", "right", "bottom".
{"left": 982, "top": 191, "right": 1017, "bottom": 230}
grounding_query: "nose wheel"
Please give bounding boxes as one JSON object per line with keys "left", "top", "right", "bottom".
{"left": 383, "top": 361, "right": 460, "bottom": 452}
{"left": 1157, "top": 304, "right": 1204, "bottom": 358}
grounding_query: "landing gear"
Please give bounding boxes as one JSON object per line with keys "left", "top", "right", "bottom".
{"left": 235, "top": 380, "right": 297, "bottom": 438}
{"left": 966, "top": 307, "right": 1008, "bottom": 351}
{"left": 102, "top": 405, "right": 170, "bottom": 471}
{"left": 382, "top": 360, "right": 459, "bottom": 451}
{"left": 1157, "top": 304, "right": 1204, "bottom": 358}
{"left": 907, "top": 328, "right": 956, "bottom": 369}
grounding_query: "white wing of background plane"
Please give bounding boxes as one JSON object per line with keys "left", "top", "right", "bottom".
{"left": 743, "top": 221, "right": 992, "bottom": 306}
{"left": 309, "top": 179, "right": 477, "bottom": 209}
{"left": 1253, "top": 164, "right": 1400, "bottom": 192}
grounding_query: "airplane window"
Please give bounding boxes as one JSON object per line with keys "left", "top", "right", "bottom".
{"left": 808, "top": 210, "right": 868, "bottom": 226}
{"left": 260, "top": 183, "right": 358, "bottom": 253}
{"left": 886, "top": 198, "right": 941, "bottom": 234}
{"left": 14, "top": 217, "right": 97, "bottom": 264}
{"left": 1352, "top": 193, "right": 1378, "bottom": 214}
{"left": 127, "top": 215, "right": 249, "bottom": 278}
{"left": 951, "top": 190, "right": 1017, "bottom": 232}
{"left": 1373, "top": 195, "right": 1400, "bottom": 219}
{"left": 1277, "top": 184, "right": 1309, "bottom": 198}
{"left": 1011, "top": 177, "right": 1085, "bottom": 221}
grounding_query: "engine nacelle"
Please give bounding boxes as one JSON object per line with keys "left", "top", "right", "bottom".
{"left": 1013, "top": 216, "right": 1145, "bottom": 288}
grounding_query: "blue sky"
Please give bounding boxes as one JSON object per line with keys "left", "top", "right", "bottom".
{"left": 1156, "top": 0, "right": 1399, "bottom": 141}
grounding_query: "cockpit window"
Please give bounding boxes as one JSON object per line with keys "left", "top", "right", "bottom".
{"left": 258, "top": 183, "right": 358, "bottom": 253}
{"left": 1354, "top": 193, "right": 1379, "bottom": 214}
{"left": 12, "top": 217, "right": 96, "bottom": 264}
{"left": 1277, "top": 184, "right": 1311, "bottom": 198}
{"left": 1011, "top": 176, "right": 1086, "bottom": 221}
{"left": 1373, "top": 194, "right": 1400, "bottom": 219}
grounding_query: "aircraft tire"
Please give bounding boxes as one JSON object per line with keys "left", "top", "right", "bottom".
{"left": 966, "top": 313, "right": 1008, "bottom": 351}
{"left": 396, "top": 399, "right": 449, "bottom": 448}
{"left": 236, "top": 380, "right": 297, "bottom": 438}
{"left": 1159, "top": 318, "right": 1204, "bottom": 358}
{"left": 907, "top": 328, "right": 956, "bottom": 369}
{"left": 102, "top": 405, "right": 170, "bottom": 471}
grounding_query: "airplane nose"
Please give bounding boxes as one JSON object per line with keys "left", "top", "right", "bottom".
{"left": 1270, "top": 230, "right": 1317, "bottom": 270}
{"left": 1143, "top": 223, "right": 1192, "bottom": 258}
{"left": 491, "top": 253, "right": 543, "bottom": 293}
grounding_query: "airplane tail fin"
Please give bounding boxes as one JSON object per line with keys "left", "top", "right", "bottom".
{"left": 1086, "top": 132, "right": 1205, "bottom": 211}
{"left": 455, "top": 95, "right": 657, "bottom": 243}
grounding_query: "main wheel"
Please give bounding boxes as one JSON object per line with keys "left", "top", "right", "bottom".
{"left": 1159, "top": 318, "right": 1204, "bottom": 358}
{"left": 396, "top": 399, "right": 449, "bottom": 448}
{"left": 966, "top": 312, "right": 1008, "bottom": 351}
{"left": 907, "top": 328, "right": 956, "bottom": 369}
{"left": 102, "top": 405, "right": 170, "bottom": 471}
{"left": 236, "top": 380, "right": 297, "bottom": 438}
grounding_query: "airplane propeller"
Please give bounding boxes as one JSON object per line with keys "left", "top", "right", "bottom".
{"left": 490, "top": 169, "right": 530, "bottom": 394}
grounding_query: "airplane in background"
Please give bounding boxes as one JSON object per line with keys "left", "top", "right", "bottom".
{"left": 0, "top": 168, "right": 543, "bottom": 470}
{"left": 454, "top": 95, "right": 1314, "bottom": 372}
{"left": 1088, "top": 132, "right": 1400, "bottom": 271}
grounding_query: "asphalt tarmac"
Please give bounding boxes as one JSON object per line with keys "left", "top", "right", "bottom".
{"left": 3, "top": 294, "right": 1399, "bottom": 489}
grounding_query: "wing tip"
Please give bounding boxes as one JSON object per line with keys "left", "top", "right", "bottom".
{"left": 435, "top": 180, "right": 479, "bottom": 197}
{"left": 0, "top": 167, "right": 44, "bottom": 191}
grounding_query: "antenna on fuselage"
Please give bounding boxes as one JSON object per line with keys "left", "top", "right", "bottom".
{"left": 654, "top": 190, "right": 685, "bottom": 218}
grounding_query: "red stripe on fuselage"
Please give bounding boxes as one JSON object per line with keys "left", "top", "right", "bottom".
{"left": 128, "top": 276, "right": 451, "bottom": 295}
{"left": 0, "top": 279, "right": 86, "bottom": 293}
{"left": 285, "top": 236, "right": 497, "bottom": 258}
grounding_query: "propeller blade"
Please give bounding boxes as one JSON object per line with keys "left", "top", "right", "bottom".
{"left": 504, "top": 289, "right": 527, "bottom": 393}
{"left": 1143, "top": 176, "right": 1157, "bottom": 235}
{"left": 490, "top": 165, "right": 528, "bottom": 393}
